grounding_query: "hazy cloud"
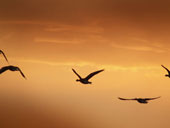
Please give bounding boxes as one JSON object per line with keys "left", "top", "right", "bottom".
{"left": 111, "top": 43, "right": 166, "bottom": 53}
{"left": 44, "top": 25, "right": 104, "bottom": 34}
{"left": 34, "top": 38, "right": 81, "bottom": 44}
{"left": 13, "top": 58, "right": 161, "bottom": 72}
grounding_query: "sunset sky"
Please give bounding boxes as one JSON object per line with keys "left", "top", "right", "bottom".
{"left": 1, "top": 0, "right": 170, "bottom": 128}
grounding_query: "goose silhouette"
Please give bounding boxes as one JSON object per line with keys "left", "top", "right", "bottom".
{"left": 0, "top": 65, "right": 26, "bottom": 79}
{"left": 161, "top": 65, "right": 170, "bottom": 78}
{"left": 72, "top": 69, "right": 104, "bottom": 84}
{"left": 0, "top": 50, "right": 9, "bottom": 64}
{"left": 118, "top": 96, "right": 161, "bottom": 104}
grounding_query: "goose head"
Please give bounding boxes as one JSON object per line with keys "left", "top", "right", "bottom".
{"left": 76, "top": 79, "right": 80, "bottom": 82}
{"left": 165, "top": 74, "right": 170, "bottom": 77}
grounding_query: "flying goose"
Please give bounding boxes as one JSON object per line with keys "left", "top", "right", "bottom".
{"left": 72, "top": 69, "right": 104, "bottom": 84}
{"left": 0, "top": 50, "right": 9, "bottom": 63}
{"left": 0, "top": 65, "right": 26, "bottom": 79}
{"left": 118, "top": 96, "right": 161, "bottom": 104}
{"left": 161, "top": 65, "right": 170, "bottom": 78}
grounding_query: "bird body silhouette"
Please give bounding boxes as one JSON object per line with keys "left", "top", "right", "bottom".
{"left": 0, "top": 65, "right": 26, "bottom": 79}
{"left": 72, "top": 69, "right": 104, "bottom": 84}
{"left": 118, "top": 97, "right": 161, "bottom": 104}
{"left": 161, "top": 65, "right": 170, "bottom": 78}
{"left": 0, "top": 50, "right": 9, "bottom": 63}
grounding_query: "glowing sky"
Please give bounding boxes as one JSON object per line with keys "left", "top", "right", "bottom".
{"left": 0, "top": 0, "right": 170, "bottom": 128}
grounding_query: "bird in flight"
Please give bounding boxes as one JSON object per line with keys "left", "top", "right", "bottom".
{"left": 161, "top": 65, "right": 170, "bottom": 78}
{"left": 0, "top": 50, "right": 9, "bottom": 64}
{"left": 72, "top": 69, "right": 104, "bottom": 84}
{"left": 118, "top": 96, "right": 161, "bottom": 104}
{"left": 0, "top": 65, "right": 26, "bottom": 79}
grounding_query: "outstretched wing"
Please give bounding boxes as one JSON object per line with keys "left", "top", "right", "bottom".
{"left": 161, "top": 65, "right": 170, "bottom": 74}
{"left": 72, "top": 69, "right": 82, "bottom": 79}
{"left": 145, "top": 96, "right": 161, "bottom": 101}
{"left": 118, "top": 97, "right": 136, "bottom": 100}
{"left": 0, "top": 50, "right": 9, "bottom": 63}
{"left": 85, "top": 69, "right": 104, "bottom": 80}
{"left": 17, "top": 67, "right": 26, "bottom": 79}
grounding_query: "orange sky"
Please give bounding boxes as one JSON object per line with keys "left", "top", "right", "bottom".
{"left": 0, "top": 0, "right": 170, "bottom": 128}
